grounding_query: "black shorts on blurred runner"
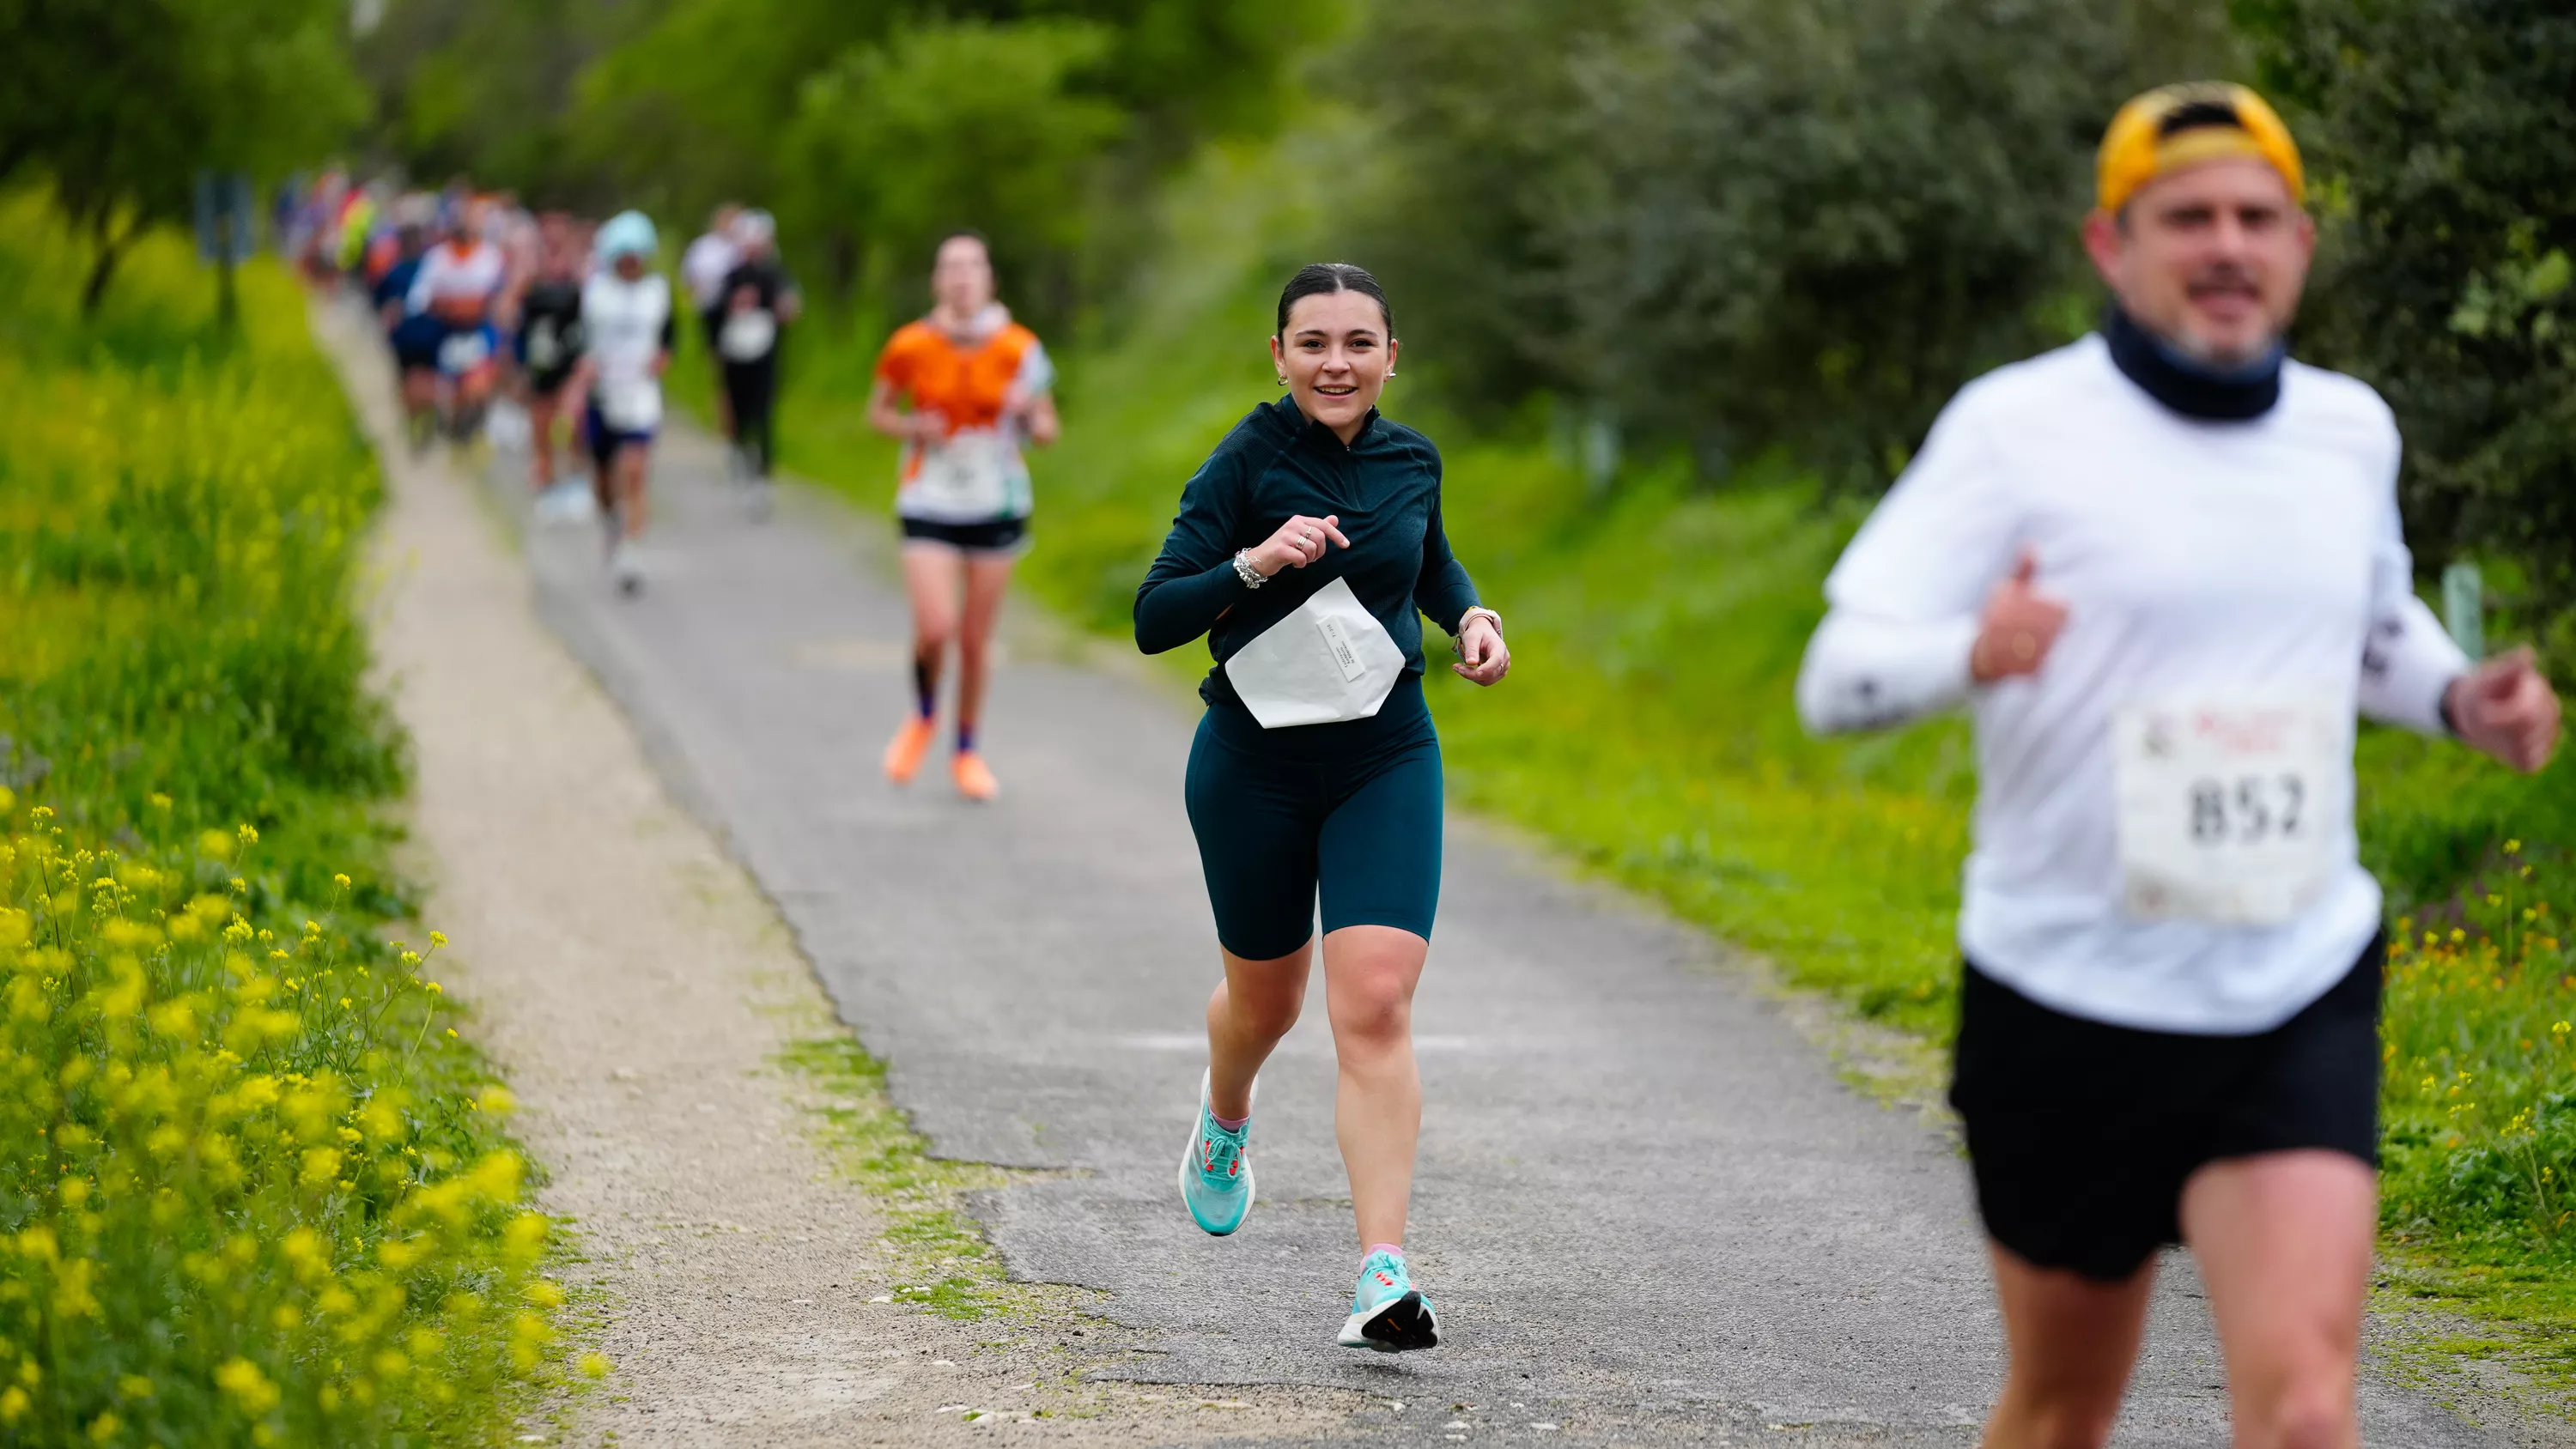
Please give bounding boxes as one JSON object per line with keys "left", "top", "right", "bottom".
{"left": 1947, "top": 931, "right": 2383, "bottom": 1282}
{"left": 900, "top": 516, "right": 1028, "bottom": 556}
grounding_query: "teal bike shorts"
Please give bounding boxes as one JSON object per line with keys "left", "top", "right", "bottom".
{"left": 1183, "top": 685, "right": 1443, "bottom": 961}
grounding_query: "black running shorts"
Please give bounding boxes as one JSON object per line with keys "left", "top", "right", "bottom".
{"left": 1948, "top": 932, "right": 2383, "bottom": 1282}
{"left": 900, "top": 516, "right": 1028, "bottom": 556}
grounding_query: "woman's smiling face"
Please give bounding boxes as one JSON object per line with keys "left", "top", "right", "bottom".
{"left": 1273, "top": 290, "right": 1397, "bottom": 440}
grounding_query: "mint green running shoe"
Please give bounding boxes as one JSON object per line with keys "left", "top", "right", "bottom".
{"left": 1338, "top": 1247, "right": 1439, "bottom": 1351}
{"left": 1177, "top": 1071, "right": 1255, "bottom": 1236}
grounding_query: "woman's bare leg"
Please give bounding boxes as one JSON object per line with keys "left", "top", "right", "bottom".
{"left": 1321, "top": 924, "right": 1428, "bottom": 1250}
{"left": 1206, "top": 940, "right": 1312, "bottom": 1121}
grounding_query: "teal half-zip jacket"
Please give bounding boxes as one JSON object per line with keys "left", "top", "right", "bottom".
{"left": 1135, "top": 397, "right": 1482, "bottom": 720}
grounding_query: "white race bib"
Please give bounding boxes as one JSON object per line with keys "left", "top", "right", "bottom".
{"left": 2111, "top": 690, "right": 2347, "bottom": 925}
{"left": 598, "top": 376, "right": 661, "bottom": 432}
{"left": 437, "top": 329, "right": 490, "bottom": 373}
{"left": 1224, "top": 576, "right": 1407, "bottom": 729}
{"left": 719, "top": 309, "right": 777, "bottom": 361}
{"left": 525, "top": 318, "right": 562, "bottom": 371}
{"left": 909, "top": 433, "right": 1013, "bottom": 518}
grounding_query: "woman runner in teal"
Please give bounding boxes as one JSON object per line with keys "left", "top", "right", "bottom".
{"left": 1135, "top": 263, "right": 1510, "bottom": 1351}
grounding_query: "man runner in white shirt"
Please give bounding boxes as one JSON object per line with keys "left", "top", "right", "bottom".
{"left": 1798, "top": 83, "right": 2559, "bottom": 1449}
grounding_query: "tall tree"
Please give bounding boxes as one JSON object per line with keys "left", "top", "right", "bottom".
{"left": 0, "top": 0, "right": 367, "bottom": 311}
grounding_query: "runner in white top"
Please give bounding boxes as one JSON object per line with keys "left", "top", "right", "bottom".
{"left": 405, "top": 198, "right": 509, "bottom": 439}
{"left": 1799, "top": 84, "right": 2558, "bottom": 1449}
{"left": 565, "top": 210, "right": 675, "bottom": 595}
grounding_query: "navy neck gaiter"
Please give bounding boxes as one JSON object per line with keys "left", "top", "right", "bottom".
{"left": 2103, "top": 305, "right": 2284, "bottom": 421}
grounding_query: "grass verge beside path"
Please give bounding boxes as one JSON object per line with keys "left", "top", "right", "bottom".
{"left": 726, "top": 130, "right": 2576, "bottom": 1397}
{"left": 0, "top": 197, "right": 579, "bottom": 1446}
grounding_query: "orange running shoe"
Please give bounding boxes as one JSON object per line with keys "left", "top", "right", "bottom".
{"left": 882, "top": 716, "right": 936, "bottom": 785}
{"left": 952, "top": 751, "right": 999, "bottom": 802}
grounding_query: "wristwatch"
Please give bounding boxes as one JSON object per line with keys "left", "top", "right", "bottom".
{"left": 1233, "top": 549, "right": 1267, "bottom": 589}
{"left": 1455, "top": 606, "right": 1503, "bottom": 653}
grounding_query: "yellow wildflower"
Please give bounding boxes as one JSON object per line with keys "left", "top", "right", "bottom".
{"left": 214, "top": 1357, "right": 280, "bottom": 1414}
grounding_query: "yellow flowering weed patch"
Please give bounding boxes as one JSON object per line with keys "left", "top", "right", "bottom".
{"left": 0, "top": 198, "right": 574, "bottom": 1444}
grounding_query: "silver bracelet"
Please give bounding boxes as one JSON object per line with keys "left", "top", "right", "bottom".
{"left": 1232, "top": 549, "right": 1267, "bottom": 589}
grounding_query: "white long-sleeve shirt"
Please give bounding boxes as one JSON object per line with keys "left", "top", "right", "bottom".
{"left": 1797, "top": 335, "right": 2467, "bottom": 1033}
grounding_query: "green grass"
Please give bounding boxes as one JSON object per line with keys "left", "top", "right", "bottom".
{"left": 751, "top": 128, "right": 2576, "bottom": 1389}
{"left": 773, "top": 1033, "right": 1060, "bottom": 1323}
{"left": 0, "top": 194, "right": 580, "bottom": 1446}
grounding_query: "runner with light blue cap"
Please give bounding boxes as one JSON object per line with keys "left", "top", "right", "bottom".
{"left": 566, "top": 209, "right": 676, "bottom": 594}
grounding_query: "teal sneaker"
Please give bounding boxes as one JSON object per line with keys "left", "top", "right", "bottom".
{"left": 1338, "top": 1248, "right": 1440, "bottom": 1351}
{"left": 1177, "top": 1071, "right": 1255, "bottom": 1236}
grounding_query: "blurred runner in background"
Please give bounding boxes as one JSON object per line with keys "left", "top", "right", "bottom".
{"left": 866, "top": 231, "right": 1059, "bottom": 802}
{"left": 681, "top": 203, "right": 743, "bottom": 436}
{"left": 568, "top": 209, "right": 675, "bottom": 595}
{"left": 334, "top": 182, "right": 380, "bottom": 284}
{"left": 296, "top": 168, "right": 349, "bottom": 285}
{"left": 516, "top": 215, "right": 590, "bottom": 514}
{"left": 714, "top": 208, "right": 799, "bottom": 514}
{"left": 1797, "top": 82, "right": 2561, "bottom": 1449}
{"left": 360, "top": 191, "right": 408, "bottom": 294}
{"left": 406, "top": 197, "right": 508, "bottom": 444}
{"left": 373, "top": 202, "right": 440, "bottom": 429}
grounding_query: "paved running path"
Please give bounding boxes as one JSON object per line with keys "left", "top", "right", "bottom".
{"left": 509, "top": 423, "right": 2528, "bottom": 1447}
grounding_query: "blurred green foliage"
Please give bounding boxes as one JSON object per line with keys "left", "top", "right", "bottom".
{"left": 0, "top": 0, "right": 366, "bottom": 311}
{"left": 2239, "top": 0, "right": 2576, "bottom": 654}
{"left": 1349, "top": 0, "right": 2238, "bottom": 485}
{"left": 361, "top": 0, "right": 1340, "bottom": 333}
{"left": 781, "top": 19, "right": 1127, "bottom": 328}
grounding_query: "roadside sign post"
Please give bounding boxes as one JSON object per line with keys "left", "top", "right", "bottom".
{"left": 2441, "top": 561, "right": 2485, "bottom": 661}
{"left": 194, "top": 171, "right": 256, "bottom": 325}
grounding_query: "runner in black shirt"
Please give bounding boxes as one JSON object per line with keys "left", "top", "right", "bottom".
{"left": 714, "top": 209, "right": 799, "bottom": 512}
{"left": 515, "top": 217, "right": 588, "bottom": 504}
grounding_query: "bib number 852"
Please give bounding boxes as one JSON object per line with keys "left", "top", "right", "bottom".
{"left": 2114, "top": 693, "right": 2344, "bottom": 925}
{"left": 2188, "top": 773, "right": 2306, "bottom": 845}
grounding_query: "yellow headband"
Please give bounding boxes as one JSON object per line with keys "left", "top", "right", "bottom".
{"left": 2097, "top": 82, "right": 2305, "bottom": 215}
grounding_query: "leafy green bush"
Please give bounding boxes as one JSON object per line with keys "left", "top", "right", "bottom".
{"left": 0, "top": 200, "right": 573, "bottom": 1446}
{"left": 782, "top": 19, "right": 1127, "bottom": 328}
{"left": 1353, "top": 0, "right": 2237, "bottom": 482}
{"left": 2240, "top": 0, "right": 2576, "bottom": 642}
